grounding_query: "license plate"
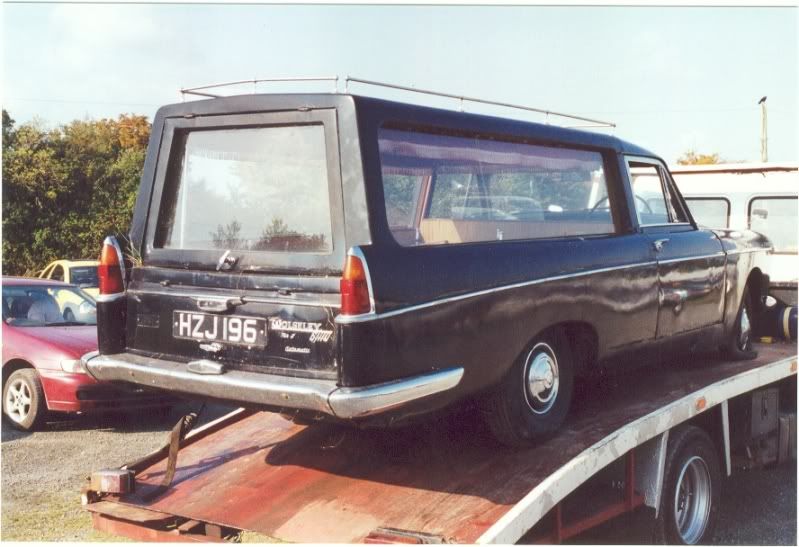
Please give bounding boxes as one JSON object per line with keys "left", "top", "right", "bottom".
{"left": 173, "top": 311, "right": 267, "bottom": 347}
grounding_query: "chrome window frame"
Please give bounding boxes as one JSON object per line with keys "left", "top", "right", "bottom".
{"left": 625, "top": 156, "right": 694, "bottom": 229}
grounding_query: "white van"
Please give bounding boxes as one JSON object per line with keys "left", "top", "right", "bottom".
{"left": 669, "top": 163, "right": 798, "bottom": 305}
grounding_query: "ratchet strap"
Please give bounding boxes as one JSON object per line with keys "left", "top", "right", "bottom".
{"left": 136, "top": 405, "right": 204, "bottom": 501}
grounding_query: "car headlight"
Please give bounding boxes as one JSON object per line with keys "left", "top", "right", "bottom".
{"left": 61, "top": 359, "right": 87, "bottom": 374}
{"left": 79, "top": 301, "right": 96, "bottom": 315}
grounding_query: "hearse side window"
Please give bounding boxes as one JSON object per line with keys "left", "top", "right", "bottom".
{"left": 378, "top": 128, "right": 614, "bottom": 246}
{"left": 685, "top": 198, "right": 730, "bottom": 229}
{"left": 155, "top": 125, "right": 333, "bottom": 254}
{"left": 749, "top": 196, "right": 797, "bottom": 254}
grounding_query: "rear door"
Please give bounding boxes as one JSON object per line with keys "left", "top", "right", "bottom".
{"left": 129, "top": 109, "right": 346, "bottom": 380}
{"left": 627, "top": 157, "right": 726, "bottom": 337}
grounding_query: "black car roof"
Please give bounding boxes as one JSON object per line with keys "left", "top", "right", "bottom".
{"left": 349, "top": 94, "right": 659, "bottom": 158}
{"left": 157, "top": 92, "right": 660, "bottom": 160}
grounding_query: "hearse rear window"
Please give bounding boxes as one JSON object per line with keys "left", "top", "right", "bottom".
{"left": 155, "top": 125, "right": 333, "bottom": 253}
{"left": 378, "top": 128, "right": 614, "bottom": 247}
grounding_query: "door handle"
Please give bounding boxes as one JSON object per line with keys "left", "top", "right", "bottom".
{"left": 196, "top": 297, "right": 244, "bottom": 313}
{"left": 653, "top": 238, "right": 670, "bottom": 252}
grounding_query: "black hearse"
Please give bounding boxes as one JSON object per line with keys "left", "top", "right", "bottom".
{"left": 83, "top": 87, "right": 771, "bottom": 445}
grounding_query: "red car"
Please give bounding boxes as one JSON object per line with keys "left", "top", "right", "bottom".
{"left": 2, "top": 277, "right": 172, "bottom": 430}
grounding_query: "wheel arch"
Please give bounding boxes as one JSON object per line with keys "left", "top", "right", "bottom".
{"left": 745, "top": 267, "right": 768, "bottom": 315}
{"left": 540, "top": 321, "right": 599, "bottom": 376}
{"left": 2, "top": 359, "right": 35, "bottom": 389}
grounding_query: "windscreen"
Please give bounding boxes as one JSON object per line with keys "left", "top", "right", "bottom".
{"left": 156, "top": 125, "right": 333, "bottom": 254}
{"left": 70, "top": 266, "right": 99, "bottom": 287}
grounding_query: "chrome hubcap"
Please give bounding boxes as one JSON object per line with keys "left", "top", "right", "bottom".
{"left": 674, "top": 456, "right": 712, "bottom": 544}
{"left": 738, "top": 306, "right": 751, "bottom": 350}
{"left": 4, "top": 379, "right": 32, "bottom": 423}
{"left": 524, "top": 343, "right": 560, "bottom": 415}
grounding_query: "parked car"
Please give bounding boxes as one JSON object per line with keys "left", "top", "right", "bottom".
{"left": 39, "top": 259, "right": 100, "bottom": 298}
{"left": 82, "top": 92, "right": 771, "bottom": 446}
{"left": 2, "top": 277, "right": 172, "bottom": 431}
{"left": 667, "top": 163, "right": 797, "bottom": 306}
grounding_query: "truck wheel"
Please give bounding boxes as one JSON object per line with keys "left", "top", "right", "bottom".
{"left": 654, "top": 426, "right": 721, "bottom": 545}
{"left": 2, "top": 369, "right": 48, "bottom": 431}
{"left": 483, "top": 330, "right": 574, "bottom": 447}
{"left": 723, "top": 286, "right": 757, "bottom": 361}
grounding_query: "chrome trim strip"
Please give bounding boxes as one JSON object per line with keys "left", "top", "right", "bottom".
{"left": 724, "top": 247, "right": 771, "bottom": 256}
{"left": 348, "top": 246, "right": 376, "bottom": 314}
{"left": 81, "top": 351, "right": 463, "bottom": 420}
{"left": 126, "top": 289, "right": 341, "bottom": 309}
{"left": 657, "top": 252, "right": 726, "bottom": 265}
{"left": 328, "top": 368, "right": 464, "bottom": 419}
{"left": 95, "top": 292, "right": 126, "bottom": 303}
{"left": 336, "top": 260, "right": 658, "bottom": 325}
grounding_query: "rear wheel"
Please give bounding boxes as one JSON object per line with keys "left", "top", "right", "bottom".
{"left": 2, "top": 369, "right": 48, "bottom": 431}
{"left": 483, "top": 330, "right": 574, "bottom": 446}
{"left": 723, "top": 286, "right": 757, "bottom": 361}
{"left": 654, "top": 426, "right": 721, "bottom": 545}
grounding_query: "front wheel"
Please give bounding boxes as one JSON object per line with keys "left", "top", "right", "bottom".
{"left": 723, "top": 286, "right": 758, "bottom": 361}
{"left": 2, "top": 369, "right": 48, "bottom": 431}
{"left": 654, "top": 426, "right": 721, "bottom": 545}
{"left": 483, "top": 330, "right": 574, "bottom": 447}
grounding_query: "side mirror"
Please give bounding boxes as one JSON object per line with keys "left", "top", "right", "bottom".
{"left": 751, "top": 208, "right": 769, "bottom": 220}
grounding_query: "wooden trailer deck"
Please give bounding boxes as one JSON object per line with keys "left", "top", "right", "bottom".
{"left": 84, "top": 343, "right": 797, "bottom": 543}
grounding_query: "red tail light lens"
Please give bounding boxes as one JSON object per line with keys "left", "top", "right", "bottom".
{"left": 98, "top": 237, "right": 125, "bottom": 295}
{"left": 340, "top": 255, "right": 371, "bottom": 315}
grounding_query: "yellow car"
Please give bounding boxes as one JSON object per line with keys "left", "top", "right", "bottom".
{"left": 38, "top": 260, "right": 99, "bottom": 299}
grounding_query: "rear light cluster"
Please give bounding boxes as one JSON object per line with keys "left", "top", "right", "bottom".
{"left": 340, "top": 254, "right": 372, "bottom": 316}
{"left": 98, "top": 236, "right": 126, "bottom": 295}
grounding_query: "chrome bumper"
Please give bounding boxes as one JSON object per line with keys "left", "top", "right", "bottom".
{"left": 80, "top": 351, "right": 463, "bottom": 420}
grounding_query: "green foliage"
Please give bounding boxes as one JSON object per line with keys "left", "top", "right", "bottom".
{"left": 676, "top": 150, "right": 722, "bottom": 165}
{"left": 2, "top": 110, "right": 150, "bottom": 275}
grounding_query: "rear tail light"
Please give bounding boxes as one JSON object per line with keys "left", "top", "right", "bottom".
{"left": 340, "top": 254, "right": 372, "bottom": 316}
{"left": 98, "top": 236, "right": 126, "bottom": 295}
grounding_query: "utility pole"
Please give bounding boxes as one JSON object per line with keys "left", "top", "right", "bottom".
{"left": 758, "top": 96, "right": 768, "bottom": 162}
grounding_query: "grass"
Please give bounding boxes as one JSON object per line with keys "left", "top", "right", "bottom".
{"left": 1, "top": 491, "right": 131, "bottom": 542}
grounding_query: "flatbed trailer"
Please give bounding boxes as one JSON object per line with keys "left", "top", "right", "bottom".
{"left": 82, "top": 342, "right": 797, "bottom": 544}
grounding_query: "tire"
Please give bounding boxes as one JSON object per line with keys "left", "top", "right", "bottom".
{"left": 2, "top": 369, "right": 48, "bottom": 431}
{"left": 63, "top": 308, "right": 76, "bottom": 322}
{"left": 483, "top": 330, "right": 574, "bottom": 447}
{"left": 722, "top": 285, "right": 758, "bottom": 361}
{"left": 654, "top": 426, "right": 721, "bottom": 545}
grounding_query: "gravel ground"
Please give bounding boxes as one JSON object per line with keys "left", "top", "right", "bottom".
{"left": 1, "top": 402, "right": 233, "bottom": 541}
{"left": 2, "top": 404, "right": 796, "bottom": 543}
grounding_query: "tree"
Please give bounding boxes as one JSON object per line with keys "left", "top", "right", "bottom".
{"left": 2, "top": 111, "right": 151, "bottom": 275}
{"left": 676, "top": 150, "right": 722, "bottom": 165}
{"left": 2, "top": 109, "right": 15, "bottom": 147}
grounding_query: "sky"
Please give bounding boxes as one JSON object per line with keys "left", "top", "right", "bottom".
{"left": 3, "top": 3, "right": 797, "bottom": 164}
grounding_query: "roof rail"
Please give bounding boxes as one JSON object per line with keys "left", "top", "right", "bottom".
{"left": 344, "top": 76, "right": 615, "bottom": 128}
{"left": 180, "top": 76, "right": 339, "bottom": 98}
{"left": 179, "top": 75, "right": 615, "bottom": 129}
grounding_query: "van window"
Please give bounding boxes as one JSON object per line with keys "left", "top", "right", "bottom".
{"left": 155, "top": 125, "right": 333, "bottom": 254}
{"left": 378, "top": 128, "right": 614, "bottom": 246}
{"left": 685, "top": 198, "right": 730, "bottom": 229}
{"left": 749, "top": 196, "right": 797, "bottom": 253}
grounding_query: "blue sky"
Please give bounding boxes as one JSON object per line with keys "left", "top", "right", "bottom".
{"left": 3, "top": 4, "right": 796, "bottom": 164}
